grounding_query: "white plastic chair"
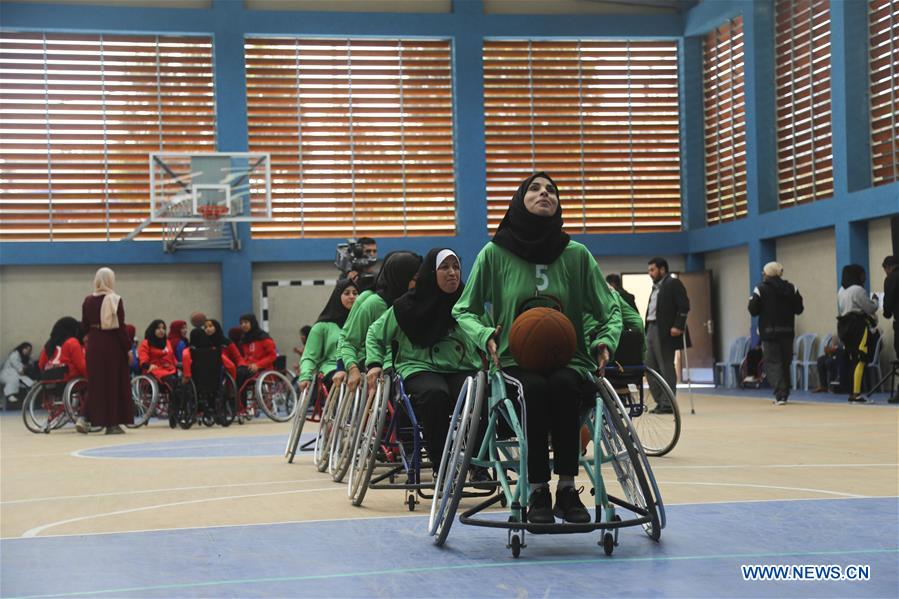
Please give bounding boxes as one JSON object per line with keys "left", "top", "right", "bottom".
{"left": 865, "top": 334, "right": 884, "bottom": 391}
{"left": 715, "top": 336, "right": 749, "bottom": 388}
{"left": 791, "top": 333, "right": 816, "bottom": 391}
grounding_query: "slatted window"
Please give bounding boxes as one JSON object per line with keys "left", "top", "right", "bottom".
{"left": 704, "top": 18, "right": 747, "bottom": 225}
{"left": 0, "top": 32, "right": 216, "bottom": 241}
{"left": 484, "top": 40, "right": 681, "bottom": 234}
{"left": 245, "top": 37, "right": 455, "bottom": 238}
{"left": 775, "top": 0, "right": 833, "bottom": 208}
{"left": 869, "top": 0, "right": 899, "bottom": 186}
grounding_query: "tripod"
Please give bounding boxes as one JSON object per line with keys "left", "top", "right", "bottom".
{"left": 861, "top": 359, "right": 899, "bottom": 403}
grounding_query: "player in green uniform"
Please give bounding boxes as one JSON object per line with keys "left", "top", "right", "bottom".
{"left": 297, "top": 278, "right": 359, "bottom": 395}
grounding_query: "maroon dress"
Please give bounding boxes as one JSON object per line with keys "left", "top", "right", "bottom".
{"left": 82, "top": 294, "right": 133, "bottom": 426}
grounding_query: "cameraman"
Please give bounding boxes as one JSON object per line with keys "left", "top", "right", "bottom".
{"left": 338, "top": 237, "right": 379, "bottom": 289}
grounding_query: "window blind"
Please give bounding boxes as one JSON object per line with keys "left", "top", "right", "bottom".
{"left": 484, "top": 39, "right": 681, "bottom": 234}
{"left": 244, "top": 37, "right": 456, "bottom": 238}
{"left": 869, "top": 0, "right": 898, "bottom": 186}
{"left": 0, "top": 32, "right": 216, "bottom": 241}
{"left": 774, "top": 0, "right": 834, "bottom": 207}
{"left": 704, "top": 17, "right": 747, "bottom": 225}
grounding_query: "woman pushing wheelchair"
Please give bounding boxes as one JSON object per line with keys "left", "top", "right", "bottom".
{"left": 452, "top": 172, "right": 622, "bottom": 524}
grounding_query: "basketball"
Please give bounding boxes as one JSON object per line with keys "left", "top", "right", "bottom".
{"left": 508, "top": 307, "right": 577, "bottom": 371}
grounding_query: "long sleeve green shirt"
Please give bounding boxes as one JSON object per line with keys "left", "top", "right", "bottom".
{"left": 337, "top": 291, "right": 387, "bottom": 370}
{"left": 452, "top": 241, "right": 622, "bottom": 377}
{"left": 365, "top": 307, "right": 482, "bottom": 379}
{"left": 299, "top": 321, "right": 341, "bottom": 382}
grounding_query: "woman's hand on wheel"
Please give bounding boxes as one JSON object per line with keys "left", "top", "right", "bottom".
{"left": 298, "top": 379, "right": 310, "bottom": 394}
{"left": 486, "top": 326, "right": 502, "bottom": 368}
{"left": 347, "top": 365, "right": 362, "bottom": 393}
{"left": 366, "top": 367, "right": 382, "bottom": 398}
{"left": 595, "top": 345, "right": 610, "bottom": 374}
{"left": 332, "top": 371, "right": 346, "bottom": 386}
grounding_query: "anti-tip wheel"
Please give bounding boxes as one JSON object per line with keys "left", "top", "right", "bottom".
{"left": 510, "top": 535, "right": 521, "bottom": 558}
{"left": 407, "top": 494, "right": 416, "bottom": 512}
{"left": 603, "top": 532, "right": 614, "bottom": 556}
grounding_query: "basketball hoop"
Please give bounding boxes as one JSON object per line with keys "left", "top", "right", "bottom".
{"left": 197, "top": 204, "right": 228, "bottom": 239}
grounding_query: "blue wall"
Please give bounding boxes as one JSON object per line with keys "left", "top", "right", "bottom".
{"left": 0, "top": 0, "right": 896, "bottom": 327}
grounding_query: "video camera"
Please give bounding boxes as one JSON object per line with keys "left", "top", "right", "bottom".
{"left": 335, "top": 238, "right": 377, "bottom": 276}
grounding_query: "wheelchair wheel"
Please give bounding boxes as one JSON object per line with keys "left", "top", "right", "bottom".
{"left": 128, "top": 375, "right": 158, "bottom": 428}
{"left": 429, "top": 373, "right": 477, "bottom": 536}
{"left": 22, "top": 382, "right": 68, "bottom": 433}
{"left": 347, "top": 383, "right": 378, "bottom": 499}
{"left": 314, "top": 383, "right": 343, "bottom": 472}
{"left": 255, "top": 370, "right": 297, "bottom": 422}
{"left": 350, "top": 377, "right": 390, "bottom": 507}
{"left": 597, "top": 382, "right": 661, "bottom": 541}
{"left": 434, "top": 372, "right": 485, "bottom": 547}
{"left": 598, "top": 378, "right": 667, "bottom": 530}
{"left": 331, "top": 383, "right": 365, "bottom": 482}
{"left": 629, "top": 367, "right": 681, "bottom": 457}
{"left": 286, "top": 385, "right": 313, "bottom": 463}
{"left": 62, "top": 377, "right": 87, "bottom": 422}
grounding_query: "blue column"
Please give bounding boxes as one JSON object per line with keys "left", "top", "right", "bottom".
{"left": 685, "top": 253, "right": 706, "bottom": 272}
{"left": 452, "top": 0, "right": 488, "bottom": 275}
{"left": 221, "top": 257, "right": 254, "bottom": 326}
{"left": 678, "top": 36, "right": 707, "bottom": 232}
{"left": 830, "top": 0, "right": 872, "bottom": 195}
{"left": 743, "top": 0, "right": 778, "bottom": 216}
{"left": 835, "top": 220, "right": 870, "bottom": 291}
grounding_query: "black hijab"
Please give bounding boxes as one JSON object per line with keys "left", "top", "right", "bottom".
{"left": 491, "top": 171, "right": 570, "bottom": 264}
{"left": 208, "top": 319, "right": 231, "bottom": 346}
{"left": 317, "top": 279, "right": 359, "bottom": 327}
{"left": 375, "top": 251, "right": 423, "bottom": 307}
{"left": 394, "top": 248, "right": 463, "bottom": 348}
{"left": 239, "top": 313, "right": 270, "bottom": 344}
{"left": 44, "top": 317, "right": 80, "bottom": 357}
{"left": 145, "top": 319, "right": 167, "bottom": 350}
{"left": 189, "top": 324, "right": 214, "bottom": 349}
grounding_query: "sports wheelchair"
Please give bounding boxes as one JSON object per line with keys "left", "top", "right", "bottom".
{"left": 603, "top": 328, "right": 681, "bottom": 456}
{"left": 285, "top": 372, "right": 330, "bottom": 463}
{"left": 429, "top": 366, "right": 665, "bottom": 558}
{"left": 130, "top": 372, "right": 177, "bottom": 428}
{"left": 312, "top": 378, "right": 364, "bottom": 482}
{"left": 176, "top": 347, "right": 238, "bottom": 429}
{"left": 235, "top": 356, "right": 297, "bottom": 423}
{"left": 22, "top": 374, "right": 90, "bottom": 434}
{"left": 346, "top": 371, "right": 498, "bottom": 511}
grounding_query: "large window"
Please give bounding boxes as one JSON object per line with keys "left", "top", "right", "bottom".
{"left": 774, "top": 0, "right": 833, "bottom": 207}
{"left": 245, "top": 37, "right": 456, "bottom": 238}
{"left": 0, "top": 32, "right": 216, "bottom": 241}
{"left": 704, "top": 18, "right": 747, "bottom": 225}
{"left": 869, "top": 0, "right": 898, "bottom": 187}
{"left": 484, "top": 39, "right": 681, "bottom": 234}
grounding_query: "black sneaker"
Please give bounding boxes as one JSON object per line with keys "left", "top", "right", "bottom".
{"left": 848, "top": 395, "right": 869, "bottom": 404}
{"left": 468, "top": 466, "right": 494, "bottom": 490}
{"left": 527, "top": 486, "right": 554, "bottom": 524}
{"left": 553, "top": 485, "right": 591, "bottom": 523}
{"left": 650, "top": 404, "right": 674, "bottom": 415}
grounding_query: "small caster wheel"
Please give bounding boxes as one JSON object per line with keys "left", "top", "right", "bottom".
{"left": 407, "top": 495, "right": 416, "bottom": 511}
{"left": 603, "top": 532, "right": 614, "bottom": 556}
{"left": 510, "top": 535, "right": 521, "bottom": 558}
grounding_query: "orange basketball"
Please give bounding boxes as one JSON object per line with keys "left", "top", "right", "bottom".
{"left": 508, "top": 307, "right": 577, "bottom": 372}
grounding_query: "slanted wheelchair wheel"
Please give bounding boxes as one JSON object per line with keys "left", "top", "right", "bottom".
{"left": 433, "top": 372, "right": 485, "bottom": 547}
{"left": 347, "top": 381, "right": 379, "bottom": 500}
{"left": 350, "top": 377, "right": 390, "bottom": 507}
{"left": 331, "top": 383, "right": 365, "bottom": 482}
{"left": 255, "top": 370, "right": 297, "bottom": 422}
{"left": 314, "top": 383, "right": 343, "bottom": 472}
{"left": 128, "top": 375, "right": 158, "bottom": 428}
{"left": 628, "top": 367, "right": 681, "bottom": 457}
{"left": 286, "top": 384, "right": 313, "bottom": 463}
{"left": 597, "top": 383, "right": 661, "bottom": 541}
{"left": 22, "top": 382, "right": 67, "bottom": 433}
{"left": 62, "top": 377, "right": 87, "bottom": 423}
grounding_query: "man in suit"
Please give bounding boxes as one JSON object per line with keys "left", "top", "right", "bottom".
{"left": 645, "top": 257, "right": 690, "bottom": 413}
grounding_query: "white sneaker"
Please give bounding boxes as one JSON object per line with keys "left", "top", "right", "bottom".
{"left": 774, "top": 398, "right": 787, "bottom": 406}
{"left": 75, "top": 417, "right": 91, "bottom": 434}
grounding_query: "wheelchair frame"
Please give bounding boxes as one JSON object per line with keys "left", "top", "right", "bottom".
{"left": 604, "top": 363, "right": 681, "bottom": 457}
{"left": 22, "top": 377, "right": 88, "bottom": 434}
{"left": 430, "top": 368, "right": 664, "bottom": 558}
{"left": 285, "top": 372, "right": 329, "bottom": 462}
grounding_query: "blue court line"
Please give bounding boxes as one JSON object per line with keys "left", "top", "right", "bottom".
{"left": 8, "top": 548, "right": 898, "bottom": 599}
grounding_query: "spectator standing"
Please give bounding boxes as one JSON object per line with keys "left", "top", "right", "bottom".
{"left": 880, "top": 256, "right": 898, "bottom": 403}
{"left": 837, "top": 264, "right": 879, "bottom": 403}
{"left": 644, "top": 257, "right": 690, "bottom": 413}
{"left": 80, "top": 267, "right": 132, "bottom": 434}
{"left": 748, "top": 262, "right": 804, "bottom": 405}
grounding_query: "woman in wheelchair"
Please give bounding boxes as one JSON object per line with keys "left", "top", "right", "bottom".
{"left": 452, "top": 172, "right": 622, "bottom": 524}
{"left": 183, "top": 319, "right": 239, "bottom": 383}
{"left": 138, "top": 320, "right": 180, "bottom": 407}
{"left": 235, "top": 313, "right": 277, "bottom": 392}
{"left": 298, "top": 279, "right": 359, "bottom": 395}
{"left": 38, "top": 316, "right": 87, "bottom": 381}
{"left": 364, "top": 248, "right": 490, "bottom": 485}
{"left": 338, "top": 251, "right": 422, "bottom": 394}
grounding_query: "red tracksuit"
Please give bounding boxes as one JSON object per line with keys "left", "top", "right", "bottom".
{"left": 38, "top": 338, "right": 87, "bottom": 381}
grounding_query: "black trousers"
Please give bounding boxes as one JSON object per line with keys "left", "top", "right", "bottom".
{"left": 761, "top": 337, "right": 793, "bottom": 399}
{"left": 404, "top": 371, "right": 473, "bottom": 464}
{"left": 504, "top": 366, "right": 590, "bottom": 484}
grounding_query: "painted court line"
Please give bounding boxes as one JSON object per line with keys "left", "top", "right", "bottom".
{"left": 8, "top": 548, "right": 898, "bottom": 599}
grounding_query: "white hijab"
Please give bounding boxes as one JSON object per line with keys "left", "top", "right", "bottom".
{"left": 92, "top": 267, "right": 121, "bottom": 330}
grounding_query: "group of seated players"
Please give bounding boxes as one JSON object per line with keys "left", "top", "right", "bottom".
{"left": 297, "top": 172, "right": 646, "bottom": 524}
{"left": 35, "top": 310, "right": 281, "bottom": 427}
